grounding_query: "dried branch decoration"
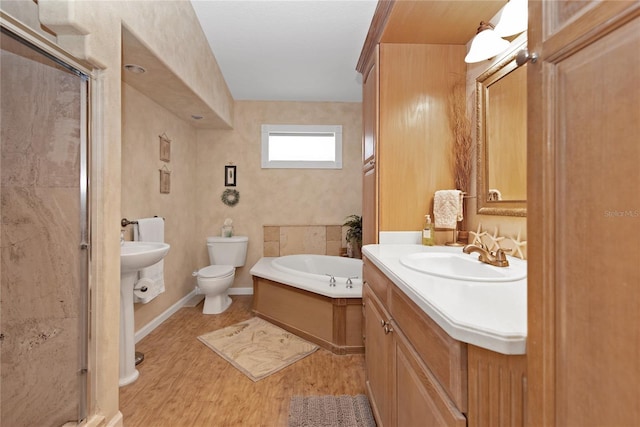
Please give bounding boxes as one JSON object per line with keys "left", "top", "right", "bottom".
{"left": 448, "top": 80, "right": 472, "bottom": 193}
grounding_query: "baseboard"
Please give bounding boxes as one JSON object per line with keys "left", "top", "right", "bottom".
{"left": 229, "top": 286, "right": 253, "bottom": 295}
{"left": 134, "top": 287, "right": 254, "bottom": 343}
{"left": 134, "top": 289, "right": 198, "bottom": 343}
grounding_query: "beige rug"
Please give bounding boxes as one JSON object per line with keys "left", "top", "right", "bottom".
{"left": 197, "top": 317, "right": 318, "bottom": 381}
{"left": 288, "top": 395, "right": 377, "bottom": 427}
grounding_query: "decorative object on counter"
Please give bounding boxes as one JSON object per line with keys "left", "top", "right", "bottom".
{"left": 343, "top": 214, "right": 362, "bottom": 259}
{"left": 422, "top": 214, "right": 435, "bottom": 246}
{"left": 434, "top": 190, "right": 463, "bottom": 228}
{"left": 221, "top": 188, "right": 239, "bottom": 207}
{"left": 469, "top": 223, "right": 527, "bottom": 259}
{"left": 434, "top": 190, "right": 465, "bottom": 246}
{"left": 225, "top": 164, "right": 236, "bottom": 186}
{"left": 486, "top": 226, "right": 506, "bottom": 251}
{"left": 159, "top": 164, "right": 171, "bottom": 194}
{"left": 470, "top": 223, "right": 488, "bottom": 246}
{"left": 159, "top": 132, "right": 171, "bottom": 162}
{"left": 449, "top": 81, "right": 472, "bottom": 195}
{"left": 221, "top": 218, "right": 234, "bottom": 237}
{"left": 507, "top": 228, "right": 527, "bottom": 259}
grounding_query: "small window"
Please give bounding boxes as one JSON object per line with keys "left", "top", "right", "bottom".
{"left": 261, "top": 124, "right": 342, "bottom": 169}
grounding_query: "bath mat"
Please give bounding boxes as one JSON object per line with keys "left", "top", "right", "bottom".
{"left": 288, "top": 395, "right": 376, "bottom": 427}
{"left": 197, "top": 317, "right": 318, "bottom": 381}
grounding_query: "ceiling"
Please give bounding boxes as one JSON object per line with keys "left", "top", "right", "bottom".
{"left": 122, "top": 1, "right": 508, "bottom": 128}
{"left": 190, "top": 0, "right": 378, "bottom": 103}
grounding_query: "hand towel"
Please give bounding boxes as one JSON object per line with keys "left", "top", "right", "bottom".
{"left": 434, "top": 190, "right": 464, "bottom": 229}
{"left": 134, "top": 217, "right": 165, "bottom": 303}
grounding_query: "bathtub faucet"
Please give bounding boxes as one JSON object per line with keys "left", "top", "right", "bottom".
{"left": 325, "top": 274, "right": 336, "bottom": 287}
{"left": 346, "top": 276, "right": 358, "bottom": 289}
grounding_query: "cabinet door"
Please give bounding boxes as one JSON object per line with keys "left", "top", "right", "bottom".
{"left": 363, "top": 284, "right": 393, "bottom": 427}
{"left": 527, "top": 2, "right": 640, "bottom": 426}
{"left": 362, "top": 54, "right": 378, "bottom": 245}
{"left": 395, "top": 324, "right": 466, "bottom": 427}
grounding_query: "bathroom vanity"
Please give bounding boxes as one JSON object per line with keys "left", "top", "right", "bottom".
{"left": 362, "top": 245, "right": 527, "bottom": 427}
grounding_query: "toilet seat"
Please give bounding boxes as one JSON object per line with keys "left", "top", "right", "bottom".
{"left": 198, "top": 265, "right": 234, "bottom": 279}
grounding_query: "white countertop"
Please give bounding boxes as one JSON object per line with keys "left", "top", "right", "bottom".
{"left": 362, "top": 244, "right": 527, "bottom": 355}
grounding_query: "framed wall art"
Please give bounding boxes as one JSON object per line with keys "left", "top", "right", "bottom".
{"left": 159, "top": 166, "right": 171, "bottom": 194}
{"left": 225, "top": 165, "right": 237, "bottom": 187}
{"left": 159, "top": 133, "right": 171, "bottom": 162}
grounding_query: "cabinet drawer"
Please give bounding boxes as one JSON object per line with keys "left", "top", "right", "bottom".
{"left": 363, "top": 257, "right": 390, "bottom": 307}
{"left": 391, "top": 285, "right": 468, "bottom": 412}
{"left": 395, "top": 325, "right": 467, "bottom": 427}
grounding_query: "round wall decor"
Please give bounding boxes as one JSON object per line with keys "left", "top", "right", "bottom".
{"left": 221, "top": 189, "right": 240, "bottom": 207}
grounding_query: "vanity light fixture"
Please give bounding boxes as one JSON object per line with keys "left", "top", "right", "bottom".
{"left": 464, "top": 21, "right": 510, "bottom": 63}
{"left": 123, "top": 64, "right": 146, "bottom": 74}
{"left": 494, "top": 0, "right": 528, "bottom": 37}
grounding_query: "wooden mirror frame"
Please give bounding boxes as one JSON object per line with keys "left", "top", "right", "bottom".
{"left": 476, "top": 41, "right": 527, "bottom": 217}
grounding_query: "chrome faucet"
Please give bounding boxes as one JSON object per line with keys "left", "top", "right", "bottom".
{"left": 346, "top": 276, "right": 358, "bottom": 289}
{"left": 462, "top": 244, "right": 509, "bottom": 267}
{"left": 325, "top": 274, "right": 336, "bottom": 287}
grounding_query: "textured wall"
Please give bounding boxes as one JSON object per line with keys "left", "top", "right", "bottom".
{"left": 196, "top": 101, "right": 363, "bottom": 289}
{"left": 1, "top": 1, "right": 235, "bottom": 425}
{"left": 121, "top": 83, "right": 200, "bottom": 330}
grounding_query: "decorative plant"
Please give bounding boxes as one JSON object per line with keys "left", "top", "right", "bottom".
{"left": 449, "top": 80, "right": 472, "bottom": 194}
{"left": 343, "top": 214, "right": 362, "bottom": 245}
{"left": 343, "top": 214, "right": 362, "bottom": 259}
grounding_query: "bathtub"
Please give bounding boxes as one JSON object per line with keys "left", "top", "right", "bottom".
{"left": 250, "top": 255, "right": 364, "bottom": 354}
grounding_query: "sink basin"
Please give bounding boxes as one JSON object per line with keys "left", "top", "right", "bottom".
{"left": 121, "top": 241, "right": 170, "bottom": 273}
{"left": 399, "top": 252, "right": 526, "bottom": 282}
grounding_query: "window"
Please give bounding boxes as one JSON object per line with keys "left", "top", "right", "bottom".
{"left": 261, "top": 124, "right": 342, "bottom": 169}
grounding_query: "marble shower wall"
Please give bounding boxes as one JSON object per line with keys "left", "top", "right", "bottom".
{"left": 1, "top": 35, "right": 85, "bottom": 426}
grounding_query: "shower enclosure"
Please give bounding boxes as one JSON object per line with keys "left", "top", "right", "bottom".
{"left": 1, "top": 25, "right": 89, "bottom": 426}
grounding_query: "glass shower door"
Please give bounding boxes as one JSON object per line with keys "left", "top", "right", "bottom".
{"left": 1, "top": 27, "right": 89, "bottom": 426}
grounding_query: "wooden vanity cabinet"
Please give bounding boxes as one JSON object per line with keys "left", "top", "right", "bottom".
{"left": 364, "top": 257, "right": 527, "bottom": 427}
{"left": 363, "top": 284, "right": 393, "bottom": 426}
{"left": 363, "top": 258, "right": 466, "bottom": 427}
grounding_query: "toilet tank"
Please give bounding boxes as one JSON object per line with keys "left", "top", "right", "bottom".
{"left": 207, "top": 236, "right": 248, "bottom": 267}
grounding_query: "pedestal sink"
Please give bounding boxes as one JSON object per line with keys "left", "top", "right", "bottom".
{"left": 120, "top": 241, "right": 170, "bottom": 386}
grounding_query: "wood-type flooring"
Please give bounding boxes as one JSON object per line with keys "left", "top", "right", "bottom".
{"left": 119, "top": 295, "right": 367, "bottom": 426}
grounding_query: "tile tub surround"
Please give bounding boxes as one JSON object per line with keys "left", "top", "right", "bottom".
{"left": 362, "top": 244, "right": 527, "bottom": 355}
{"left": 263, "top": 225, "right": 344, "bottom": 257}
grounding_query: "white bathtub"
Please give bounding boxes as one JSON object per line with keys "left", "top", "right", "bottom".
{"left": 250, "top": 255, "right": 363, "bottom": 298}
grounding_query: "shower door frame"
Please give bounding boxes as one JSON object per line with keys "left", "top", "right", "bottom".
{"left": 1, "top": 12, "right": 95, "bottom": 425}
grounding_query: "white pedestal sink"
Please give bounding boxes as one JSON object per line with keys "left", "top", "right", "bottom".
{"left": 119, "top": 241, "right": 170, "bottom": 386}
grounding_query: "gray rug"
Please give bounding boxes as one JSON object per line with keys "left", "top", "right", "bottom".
{"left": 288, "top": 395, "right": 376, "bottom": 427}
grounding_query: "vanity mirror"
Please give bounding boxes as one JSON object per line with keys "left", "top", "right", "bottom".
{"left": 476, "top": 42, "right": 527, "bottom": 216}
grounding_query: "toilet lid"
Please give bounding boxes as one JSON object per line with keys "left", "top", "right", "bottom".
{"left": 198, "top": 265, "right": 234, "bottom": 279}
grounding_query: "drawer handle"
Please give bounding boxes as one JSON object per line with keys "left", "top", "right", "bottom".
{"left": 384, "top": 323, "right": 393, "bottom": 335}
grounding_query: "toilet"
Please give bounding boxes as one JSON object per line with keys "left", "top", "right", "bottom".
{"left": 195, "top": 236, "right": 248, "bottom": 314}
